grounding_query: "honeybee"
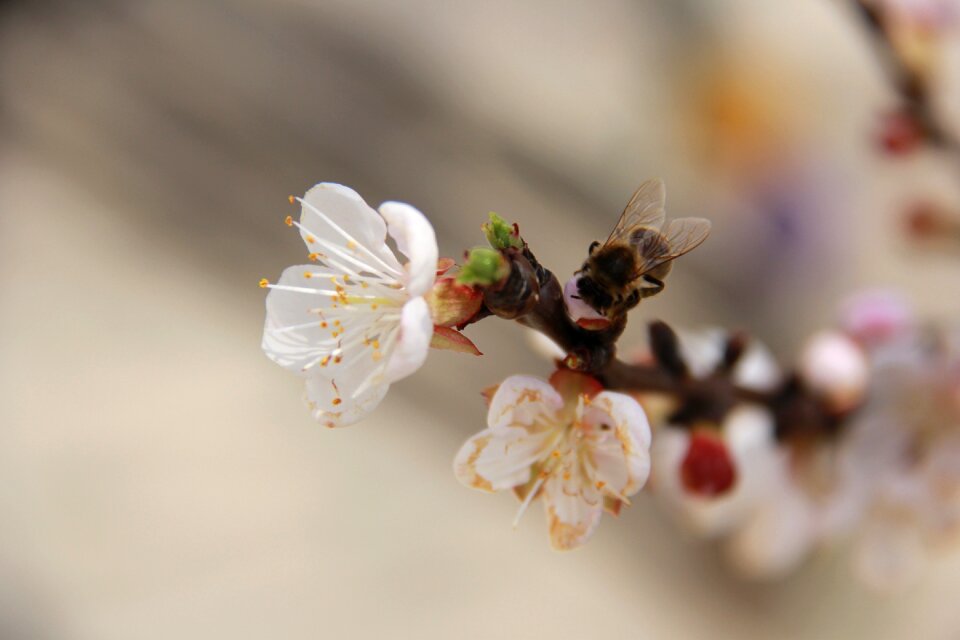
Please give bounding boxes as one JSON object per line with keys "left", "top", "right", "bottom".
{"left": 575, "top": 178, "right": 711, "bottom": 317}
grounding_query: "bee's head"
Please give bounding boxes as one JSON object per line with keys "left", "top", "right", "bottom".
{"left": 580, "top": 241, "right": 601, "bottom": 274}
{"left": 576, "top": 274, "right": 613, "bottom": 315}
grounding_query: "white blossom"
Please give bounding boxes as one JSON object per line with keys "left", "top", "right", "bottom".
{"left": 454, "top": 373, "right": 651, "bottom": 550}
{"left": 262, "top": 183, "right": 437, "bottom": 428}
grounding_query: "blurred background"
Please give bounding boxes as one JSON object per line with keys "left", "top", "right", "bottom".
{"left": 1, "top": 0, "right": 959, "bottom": 638}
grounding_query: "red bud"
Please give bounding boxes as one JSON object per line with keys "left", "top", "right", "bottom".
{"left": 680, "top": 431, "right": 737, "bottom": 497}
{"left": 877, "top": 110, "right": 924, "bottom": 156}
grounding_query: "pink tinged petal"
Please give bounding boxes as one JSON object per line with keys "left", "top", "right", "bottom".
{"left": 299, "top": 183, "right": 402, "bottom": 273}
{"left": 303, "top": 368, "right": 389, "bottom": 428}
{"left": 542, "top": 475, "right": 603, "bottom": 551}
{"left": 379, "top": 201, "right": 439, "bottom": 298}
{"left": 381, "top": 296, "right": 432, "bottom": 384}
{"left": 581, "top": 392, "right": 652, "bottom": 496}
{"left": 453, "top": 428, "right": 551, "bottom": 492}
{"left": 487, "top": 375, "right": 564, "bottom": 432}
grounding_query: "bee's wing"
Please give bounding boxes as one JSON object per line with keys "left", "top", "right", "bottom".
{"left": 634, "top": 217, "right": 712, "bottom": 275}
{"left": 605, "top": 178, "right": 666, "bottom": 245}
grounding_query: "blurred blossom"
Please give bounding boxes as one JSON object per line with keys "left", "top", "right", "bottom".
{"left": 641, "top": 329, "right": 783, "bottom": 533}
{"left": 653, "top": 405, "right": 782, "bottom": 538}
{"left": 840, "top": 289, "right": 915, "bottom": 348}
{"left": 798, "top": 330, "right": 870, "bottom": 412}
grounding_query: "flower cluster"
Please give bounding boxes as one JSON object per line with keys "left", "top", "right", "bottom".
{"left": 260, "top": 182, "right": 960, "bottom": 589}
{"left": 639, "top": 295, "right": 960, "bottom": 588}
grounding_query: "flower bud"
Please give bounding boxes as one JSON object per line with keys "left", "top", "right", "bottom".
{"left": 680, "top": 430, "right": 738, "bottom": 497}
{"left": 426, "top": 276, "right": 483, "bottom": 327}
{"left": 798, "top": 330, "right": 869, "bottom": 411}
{"left": 877, "top": 110, "right": 924, "bottom": 156}
{"left": 457, "top": 247, "right": 510, "bottom": 286}
{"left": 840, "top": 289, "right": 913, "bottom": 347}
{"left": 482, "top": 212, "right": 523, "bottom": 250}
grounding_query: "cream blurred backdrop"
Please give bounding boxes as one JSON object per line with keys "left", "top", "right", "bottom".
{"left": 1, "top": 1, "right": 960, "bottom": 638}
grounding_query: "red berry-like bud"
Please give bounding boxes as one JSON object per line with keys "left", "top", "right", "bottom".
{"left": 680, "top": 431, "right": 737, "bottom": 497}
{"left": 877, "top": 111, "right": 924, "bottom": 156}
{"left": 905, "top": 202, "right": 944, "bottom": 237}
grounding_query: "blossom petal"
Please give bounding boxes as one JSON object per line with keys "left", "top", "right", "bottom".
{"left": 299, "top": 183, "right": 403, "bottom": 274}
{"left": 262, "top": 265, "right": 394, "bottom": 374}
{"left": 453, "top": 428, "right": 551, "bottom": 492}
{"left": 379, "top": 201, "right": 439, "bottom": 297}
{"left": 725, "top": 481, "right": 816, "bottom": 578}
{"left": 487, "top": 375, "right": 564, "bottom": 433}
{"left": 581, "top": 391, "right": 652, "bottom": 496}
{"left": 543, "top": 474, "right": 603, "bottom": 551}
{"left": 304, "top": 368, "right": 389, "bottom": 428}
{"left": 381, "top": 297, "right": 432, "bottom": 384}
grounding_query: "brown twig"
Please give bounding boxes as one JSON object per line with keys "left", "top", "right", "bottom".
{"left": 852, "top": 0, "right": 960, "bottom": 158}
{"left": 472, "top": 242, "right": 846, "bottom": 442}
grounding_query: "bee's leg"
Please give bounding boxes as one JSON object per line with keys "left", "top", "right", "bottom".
{"left": 640, "top": 275, "right": 665, "bottom": 299}
{"left": 588, "top": 241, "right": 600, "bottom": 255}
{"left": 624, "top": 289, "right": 642, "bottom": 310}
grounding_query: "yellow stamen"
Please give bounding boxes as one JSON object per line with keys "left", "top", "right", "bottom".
{"left": 288, "top": 195, "right": 296, "bottom": 205}
{"left": 284, "top": 215, "right": 293, "bottom": 227}
{"left": 258, "top": 278, "right": 269, "bottom": 288}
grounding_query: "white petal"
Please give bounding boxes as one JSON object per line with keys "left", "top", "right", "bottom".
{"left": 542, "top": 474, "right": 603, "bottom": 551}
{"left": 676, "top": 328, "right": 726, "bottom": 378}
{"left": 381, "top": 296, "right": 432, "bottom": 384}
{"left": 732, "top": 341, "right": 781, "bottom": 392}
{"left": 725, "top": 482, "right": 817, "bottom": 579}
{"left": 487, "top": 375, "right": 564, "bottom": 432}
{"left": 582, "top": 391, "right": 652, "bottom": 496}
{"left": 303, "top": 366, "right": 390, "bottom": 428}
{"left": 379, "top": 201, "right": 439, "bottom": 298}
{"left": 525, "top": 329, "right": 566, "bottom": 360}
{"left": 453, "top": 428, "right": 551, "bottom": 492}
{"left": 300, "top": 183, "right": 403, "bottom": 274}
{"left": 262, "top": 265, "right": 394, "bottom": 374}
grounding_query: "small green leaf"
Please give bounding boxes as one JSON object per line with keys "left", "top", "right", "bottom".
{"left": 457, "top": 247, "right": 509, "bottom": 286}
{"left": 482, "top": 212, "right": 523, "bottom": 250}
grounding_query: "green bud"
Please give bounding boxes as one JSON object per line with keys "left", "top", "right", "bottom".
{"left": 482, "top": 212, "right": 523, "bottom": 250}
{"left": 457, "top": 247, "right": 510, "bottom": 286}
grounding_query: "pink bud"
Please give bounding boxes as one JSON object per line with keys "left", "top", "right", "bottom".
{"left": 799, "top": 330, "right": 869, "bottom": 411}
{"left": 840, "top": 290, "right": 913, "bottom": 347}
{"left": 877, "top": 110, "right": 924, "bottom": 156}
